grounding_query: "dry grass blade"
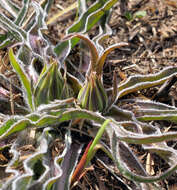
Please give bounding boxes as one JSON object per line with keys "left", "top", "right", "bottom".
{"left": 46, "top": 2, "right": 78, "bottom": 25}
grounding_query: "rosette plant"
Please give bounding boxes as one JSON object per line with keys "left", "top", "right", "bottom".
{"left": 0, "top": 0, "right": 177, "bottom": 190}
{"left": 1, "top": 31, "right": 177, "bottom": 189}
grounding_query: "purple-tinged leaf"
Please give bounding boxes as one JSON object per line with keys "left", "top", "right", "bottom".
{"left": 43, "top": 131, "right": 72, "bottom": 190}
{"left": 96, "top": 42, "right": 129, "bottom": 76}
{"left": 110, "top": 131, "right": 177, "bottom": 183}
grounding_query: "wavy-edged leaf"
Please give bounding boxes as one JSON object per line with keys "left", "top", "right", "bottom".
{"left": 42, "top": 0, "right": 54, "bottom": 13}
{"left": 54, "top": 0, "right": 119, "bottom": 59}
{"left": 106, "top": 105, "right": 136, "bottom": 121}
{"left": 137, "top": 114, "right": 177, "bottom": 124}
{"left": 69, "top": 0, "right": 119, "bottom": 34}
{"left": 127, "top": 99, "right": 177, "bottom": 123}
{"left": 26, "top": 2, "right": 48, "bottom": 56}
{"left": 30, "top": 2, "right": 48, "bottom": 34}
{"left": 0, "top": 0, "right": 19, "bottom": 18}
{"left": 93, "top": 10, "right": 112, "bottom": 55}
{"left": 109, "top": 121, "right": 177, "bottom": 145}
{"left": 119, "top": 130, "right": 177, "bottom": 144}
{"left": 55, "top": 142, "right": 82, "bottom": 190}
{"left": 0, "top": 117, "right": 20, "bottom": 136}
{"left": 43, "top": 131, "right": 72, "bottom": 190}
{"left": 0, "top": 33, "right": 12, "bottom": 49}
{"left": 109, "top": 130, "right": 177, "bottom": 183}
{"left": 0, "top": 13, "right": 27, "bottom": 41}
{"left": 143, "top": 143, "right": 177, "bottom": 165}
{"left": 0, "top": 0, "right": 29, "bottom": 49}
{"left": 122, "top": 99, "right": 177, "bottom": 111}
{"left": 0, "top": 118, "right": 33, "bottom": 140}
{"left": 61, "top": 33, "right": 99, "bottom": 71}
{"left": 15, "top": 0, "right": 30, "bottom": 26}
{"left": 1, "top": 141, "right": 21, "bottom": 190}
{"left": 35, "top": 108, "right": 106, "bottom": 128}
{"left": 10, "top": 128, "right": 53, "bottom": 189}
{"left": 37, "top": 98, "right": 75, "bottom": 113}
{"left": 9, "top": 48, "right": 34, "bottom": 111}
{"left": 136, "top": 109, "right": 177, "bottom": 117}
{"left": 0, "top": 106, "right": 106, "bottom": 140}
{"left": 117, "top": 66, "right": 177, "bottom": 99}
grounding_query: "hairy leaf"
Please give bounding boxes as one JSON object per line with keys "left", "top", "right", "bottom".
{"left": 117, "top": 66, "right": 177, "bottom": 99}
{"left": 9, "top": 48, "right": 34, "bottom": 111}
{"left": 0, "top": 0, "right": 19, "bottom": 18}
{"left": 110, "top": 130, "right": 177, "bottom": 183}
{"left": 15, "top": 0, "right": 30, "bottom": 26}
{"left": 0, "top": 13, "right": 27, "bottom": 41}
{"left": 43, "top": 131, "right": 72, "bottom": 190}
{"left": 96, "top": 42, "right": 129, "bottom": 75}
{"left": 54, "top": 0, "right": 119, "bottom": 59}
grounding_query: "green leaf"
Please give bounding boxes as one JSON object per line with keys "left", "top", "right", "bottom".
{"left": 117, "top": 66, "right": 177, "bottom": 99}
{"left": 0, "top": 118, "right": 32, "bottom": 140}
{"left": 93, "top": 11, "right": 112, "bottom": 54}
{"left": 118, "top": 131, "right": 177, "bottom": 144}
{"left": 133, "top": 100, "right": 177, "bottom": 123}
{"left": 0, "top": 0, "right": 19, "bottom": 18}
{"left": 0, "top": 105, "right": 106, "bottom": 140}
{"left": 35, "top": 108, "right": 106, "bottom": 128}
{"left": 86, "top": 119, "right": 110, "bottom": 164}
{"left": 68, "top": 0, "right": 112, "bottom": 33}
{"left": 110, "top": 131, "right": 177, "bottom": 183}
{"left": 9, "top": 48, "right": 34, "bottom": 111}
{"left": 34, "top": 64, "right": 54, "bottom": 107}
{"left": 124, "top": 11, "right": 133, "bottom": 21}
{"left": 54, "top": 0, "right": 119, "bottom": 58}
{"left": 11, "top": 128, "right": 53, "bottom": 189}
{"left": 137, "top": 114, "right": 177, "bottom": 124}
{"left": 0, "top": 33, "right": 8, "bottom": 43}
{"left": 0, "top": 117, "right": 19, "bottom": 136}
{"left": 0, "top": 33, "right": 12, "bottom": 49}
{"left": 0, "top": 13, "right": 27, "bottom": 41}
{"left": 34, "top": 62, "right": 70, "bottom": 107}
{"left": 15, "top": 0, "right": 30, "bottom": 26}
{"left": 42, "top": 0, "right": 54, "bottom": 13}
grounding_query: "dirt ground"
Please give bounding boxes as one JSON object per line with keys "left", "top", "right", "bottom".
{"left": 0, "top": 0, "right": 177, "bottom": 189}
